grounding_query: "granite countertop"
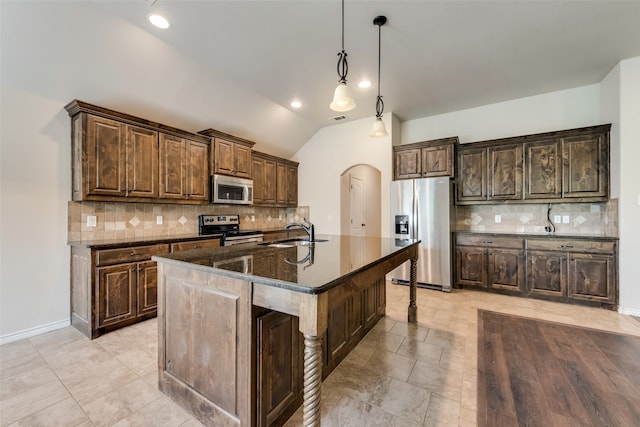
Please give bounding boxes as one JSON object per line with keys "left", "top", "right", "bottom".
{"left": 67, "top": 233, "right": 224, "bottom": 248}
{"left": 152, "top": 235, "right": 419, "bottom": 294}
{"left": 453, "top": 230, "right": 619, "bottom": 240}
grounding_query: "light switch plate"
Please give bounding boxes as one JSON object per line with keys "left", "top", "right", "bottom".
{"left": 562, "top": 215, "right": 570, "bottom": 224}
{"left": 554, "top": 215, "right": 561, "bottom": 223}
{"left": 156, "top": 215, "right": 163, "bottom": 225}
{"left": 86, "top": 215, "right": 97, "bottom": 227}
{"left": 494, "top": 214, "right": 501, "bottom": 223}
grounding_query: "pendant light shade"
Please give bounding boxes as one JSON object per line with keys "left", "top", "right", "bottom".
{"left": 330, "top": 0, "right": 356, "bottom": 112}
{"left": 330, "top": 82, "right": 356, "bottom": 112}
{"left": 369, "top": 117, "right": 388, "bottom": 138}
{"left": 370, "top": 15, "right": 387, "bottom": 138}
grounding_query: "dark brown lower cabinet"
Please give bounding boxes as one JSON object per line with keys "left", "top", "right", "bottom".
{"left": 526, "top": 238, "right": 616, "bottom": 306}
{"left": 526, "top": 250, "right": 566, "bottom": 297}
{"left": 254, "top": 275, "right": 386, "bottom": 426}
{"left": 70, "top": 237, "right": 221, "bottom": 339}
{"left": 454, "top": 234, "right": 525, "bottom": 294}
{"left": 454, "top": 233, "right": 618, "bottom": 309}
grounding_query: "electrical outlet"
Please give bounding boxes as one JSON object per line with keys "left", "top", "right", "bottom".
{"left": 494, "top": 214, "right": 501, "bottom": 223}
{"left": 554, "top": 215, "right": 561, "bottom": 223}
{"left": 562, "top": 215, "right": 570, "bottom": 224}
{"left": 156, "top": 215, "right": 163, "bottom": 225}
{"left": 86, "top": 215, "right": 97, "bottom": 227}
{"left": 251, "top": 215, "right": 255, "bottom": 222}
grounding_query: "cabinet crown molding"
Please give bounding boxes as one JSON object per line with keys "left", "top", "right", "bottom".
{"left": 64, "top": 99, "right": 210, "bottom": 144}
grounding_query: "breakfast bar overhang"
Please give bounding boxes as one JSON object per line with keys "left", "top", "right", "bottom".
{"left": 153, "top": 235, "right": 420, "bottom": 426}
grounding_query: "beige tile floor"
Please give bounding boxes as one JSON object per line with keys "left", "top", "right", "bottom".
{"left": 2, "top": 283, "right": 639, "bottom": 426}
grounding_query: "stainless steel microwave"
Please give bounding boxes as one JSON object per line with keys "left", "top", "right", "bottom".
{"left": 211, "top": 174, "right": 253, "bottom": 205}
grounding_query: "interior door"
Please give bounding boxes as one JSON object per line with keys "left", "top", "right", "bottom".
{"left": 349, "top": 176, "right": 365, "bottom": 236}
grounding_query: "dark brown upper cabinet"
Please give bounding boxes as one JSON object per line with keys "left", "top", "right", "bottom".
{"left": 159, "top": 134, "right": 209, "bottom": 202}
{"left": 488, "top": 144, "right": 523, "bottom": 200}
{"left": 65, "top": 100, "right": 210, "bottom": 205}
{"left": 455, "top": 124, "right": 610, "bottom": 205}
{"left": 198, "top": 129, "right": 254, "bottom": 179}
{"left": 393, "top": 137, "right": 458, "bottom": 180}
{"left": 252, "top": 150, "right": 298, "bottom": 207}
{"left": 524, "top": 138, "right": 562, "bottom": 200}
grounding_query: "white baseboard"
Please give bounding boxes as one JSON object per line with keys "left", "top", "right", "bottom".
{"left": 0, "top": 319, "right": 71, "bottom": 346}
{"left": 618, "top": 306, "right": 640, "bottom": 317}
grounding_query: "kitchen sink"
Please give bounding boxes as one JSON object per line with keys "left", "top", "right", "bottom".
{"left": 259, "top": 238, "right": 328, "bottom": 248}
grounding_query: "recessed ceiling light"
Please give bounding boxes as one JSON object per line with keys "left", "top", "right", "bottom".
{"left": 148, "top": 14, "right": 170, "bottom": 29}
{"left": 290, "top": 101, "right": 302, "bottom": 108}
{"left": 358, "top": 80, "right": 372, "bottom": 89}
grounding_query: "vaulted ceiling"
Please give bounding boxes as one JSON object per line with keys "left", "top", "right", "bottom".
{"left": 4, "top": 1, "right": 640, "bottom": 157}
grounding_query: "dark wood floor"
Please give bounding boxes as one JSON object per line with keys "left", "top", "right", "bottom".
{"left": 477, "top": 310, "right": 640, "bottom": 427}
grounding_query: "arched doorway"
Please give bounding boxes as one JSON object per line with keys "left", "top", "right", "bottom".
{"left": 340, "top": 164, "right": 382, "bottom": 236}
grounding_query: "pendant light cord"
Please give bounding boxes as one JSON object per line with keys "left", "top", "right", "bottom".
{"left": 374, "top": 16, "right": 385, "bottom": 118}
{"left": 336, "top": 0, "right": 348, "bottom": 83}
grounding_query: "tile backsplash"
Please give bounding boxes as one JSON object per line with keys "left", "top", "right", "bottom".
{"left": 68, "top": 202, "right": 310, "bottom": 242}
{"left": 453, "top": 199, "right": 618, "bottom": 236}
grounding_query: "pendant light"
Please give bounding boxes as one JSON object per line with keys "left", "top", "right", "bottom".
{"left": 369, "top": 15, "right": 388, "bottom": 138}
{"left": 330, "top": 0, "right": 356, "bottom": 112}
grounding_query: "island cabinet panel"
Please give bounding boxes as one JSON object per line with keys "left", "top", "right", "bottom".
{"left": 66, "top": 100, "right": 210, "bottom": 205}
{"left": 159, "top": 267, "right": 251, "bottom": 426}
{"left": 256, "top": 310, "right": 302, "bottom": 427}
{"left": 454, "top": 233, "right": 618, "bottom": 309}
{"left": 393, "top": 137, "right": 458, "bottom": 180}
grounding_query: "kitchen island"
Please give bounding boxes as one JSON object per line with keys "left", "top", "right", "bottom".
{"left": 153, "top": 235, "right": 419, "bottom": 427}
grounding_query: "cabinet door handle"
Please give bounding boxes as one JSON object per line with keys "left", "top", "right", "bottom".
{"left": 130, "top": 268, "right": 136, "bottom": 272}
{"left": 130, "top": 252, "right": 135, "bottom": 256}
{"left": 193, "top": 245, "right": 201, "bottom": 249}
{"left": 560, "top": 245, "right": 574, "bottom": 249}
{"left": 138, "top": 267, "right": 143, "bottom": 271}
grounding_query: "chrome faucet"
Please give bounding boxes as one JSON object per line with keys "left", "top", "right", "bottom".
{"left": 286, "top": 218, "right": 315, "bottom": 242}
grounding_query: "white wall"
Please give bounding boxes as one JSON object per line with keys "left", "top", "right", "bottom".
{"left": 401, "top": 84, "right": 602, "bottom": 145}
{"left": 617, "top": 57, "right": 640, "bottom": 316}
{"left": 293, "top": 114, "right": 393, "bottom": 237}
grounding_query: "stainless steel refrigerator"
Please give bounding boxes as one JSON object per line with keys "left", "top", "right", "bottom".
{"left": 390, "top": 177, "right": 452, "bottom": 291}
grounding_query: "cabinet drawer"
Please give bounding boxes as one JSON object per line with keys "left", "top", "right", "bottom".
{"left": 171, "top": 238, "right": 221, "bottom": 252}
{"left": 96, "top": 244, "right": 170, "bottom": 266}
{"left": 455, "top": 234, "right": 524, "bottom": 249}
{"left": 526, "top": 239, "right": 615, "bottom": 254}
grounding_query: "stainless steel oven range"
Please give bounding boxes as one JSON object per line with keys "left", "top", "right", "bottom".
{"left": 198, "top": 214, "right": 263, "bottom": 246}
